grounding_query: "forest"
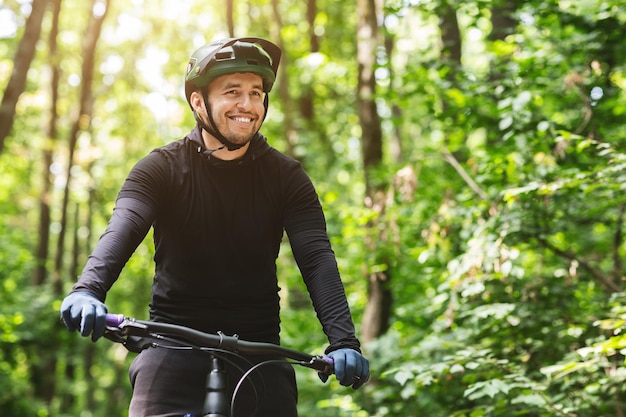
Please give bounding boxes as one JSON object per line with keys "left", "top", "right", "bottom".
{"left": 1, "top": 0, "right": 625, "bottom": 415}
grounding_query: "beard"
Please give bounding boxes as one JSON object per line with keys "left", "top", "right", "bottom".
{"left": 204, "top": 110, "right": 262, "bottom": 148}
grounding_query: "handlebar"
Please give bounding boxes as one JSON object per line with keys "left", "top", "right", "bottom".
{"left": 104, "top": 314, "right": 334, "bottom": 375}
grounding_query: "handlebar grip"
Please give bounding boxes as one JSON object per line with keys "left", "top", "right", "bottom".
{"left": 320, "top": 356, "right": 335, "bottom": 375}
{"left": 105, "top": 313, "right": 125, "bottom": 328}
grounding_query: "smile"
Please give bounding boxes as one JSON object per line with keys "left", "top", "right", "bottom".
{"left": 230, "top": 116, "right": 253, "bottom": 123}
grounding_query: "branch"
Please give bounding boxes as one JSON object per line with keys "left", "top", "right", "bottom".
{"left": 612, "top": 203, "right": 624, "bottom": 287}
{"left": 534, "top": 235, "right": 622, "bottom": 293}
{"left": 442, "top": 149, "right": 489, "bottom": 201}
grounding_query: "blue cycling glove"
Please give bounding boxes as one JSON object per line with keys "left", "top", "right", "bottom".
{"left": 60, "top": 291, "right": 108, "bottom": 341}
{"left": 319, "top": 348, "right": 370, "bottom": 389}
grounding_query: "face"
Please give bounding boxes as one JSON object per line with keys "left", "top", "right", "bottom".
{"left": 191, "top": 72, "right": 266, "bottom": 148}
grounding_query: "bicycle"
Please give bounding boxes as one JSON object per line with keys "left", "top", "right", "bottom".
{"left": 104, "top": 313, "right": 336, "bottom": 417}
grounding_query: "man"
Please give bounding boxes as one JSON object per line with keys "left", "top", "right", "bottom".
{"left": 60, "top": 36, "right": 369, "bottom": 417}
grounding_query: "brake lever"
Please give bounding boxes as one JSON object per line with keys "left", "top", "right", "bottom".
{"left": 104, "top": 329, "right": 152, "bottom": 353}
{"left": 103, "top": 328, "right": 126, "bottom": 344}
{"left": 103, "top": 318, "right": 152, "bottom": 353}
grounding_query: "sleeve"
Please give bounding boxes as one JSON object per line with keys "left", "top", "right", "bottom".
{"left": 71, "top": 151, "right": 170, "bottom": 301}
{"left": 284, "top": 166, "right": 362, "bottom": 354}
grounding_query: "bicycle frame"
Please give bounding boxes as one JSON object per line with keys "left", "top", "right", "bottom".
{"left": 104, "top": 314, "right": 334, "bottom": 417}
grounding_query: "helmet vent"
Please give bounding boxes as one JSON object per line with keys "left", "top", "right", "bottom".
{"left": 215, "top": 51, "right": 234, "bottom": 61}
{"left": 247, "top": 59, "right": 259, "bottom": 65}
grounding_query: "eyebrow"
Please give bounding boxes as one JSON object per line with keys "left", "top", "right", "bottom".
{"left": 222, "top": 81, "right": 264, "bottom": 91}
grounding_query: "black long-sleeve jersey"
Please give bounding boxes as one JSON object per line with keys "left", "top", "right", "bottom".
{"left": 73, "top": 127, "right": 361, "bottom": 353}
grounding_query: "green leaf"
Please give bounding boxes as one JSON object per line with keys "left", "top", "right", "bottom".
{"left": 464, "top": 379, "right": 511, "bottom": 400}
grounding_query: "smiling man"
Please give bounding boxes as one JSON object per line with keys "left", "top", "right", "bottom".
{"left": 60, "top": 37, "right": 369, "bottom": 417}
{"left": 190, "top": 72, "right": 264, "bottom": 159}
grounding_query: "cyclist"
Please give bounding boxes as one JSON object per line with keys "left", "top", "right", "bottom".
{"left": 60, "top": 36, "right": 369, "bottom": 417}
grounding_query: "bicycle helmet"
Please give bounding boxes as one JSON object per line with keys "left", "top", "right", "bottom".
{"left": 184, "top": 37, "right": 281, "bottom": 151}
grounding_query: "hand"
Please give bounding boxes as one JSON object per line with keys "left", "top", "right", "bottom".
{"left": 60, "top": 292, "right": 108, "bottom": 341}
{"left": 319, "top": 348, "right": 370, "bottom": 389}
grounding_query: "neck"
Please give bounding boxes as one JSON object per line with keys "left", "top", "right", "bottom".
{"left": 201, "top": 130, "right": 250, "bottom": 160}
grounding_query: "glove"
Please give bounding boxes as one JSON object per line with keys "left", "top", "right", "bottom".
{"left": 319, "top": 348, "right": 370, "bottom": 389}
{"left": 60, "top": 291, "right": 108, "bottom": 341}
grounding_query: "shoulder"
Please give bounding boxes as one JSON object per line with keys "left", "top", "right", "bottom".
{"left": 152, "top": 137, "right": 192, "bottom": 159}
{"left": 124, "top": 138, "right": 194, "bottom": 187}
{"left": 135, "top": 137, "right": 194, "bottom": 170}
{"left": 264, "top": 147, "right": 302, "bottom": 168}
{"left": 252, "top": 137, "right": 304, "bottom": 173}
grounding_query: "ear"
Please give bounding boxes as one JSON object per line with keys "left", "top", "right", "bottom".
{"left": 189, "top": 91, "right": 204, "bottom": 113}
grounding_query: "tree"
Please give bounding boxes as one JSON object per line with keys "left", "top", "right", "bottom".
{"left": 54, "top": 0, "right": 110, "bottom": 294}
{"left": 0, "top": 0, "right": 48, "bottom": 154}
{"left": 357, "top": 0, "right": 390, "bottom": 344}
{"left": 34, "top": 0, "right": 62, "bottom": 286}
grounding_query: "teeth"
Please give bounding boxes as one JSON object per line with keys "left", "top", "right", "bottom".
{"left": 232, "top": 117, "right": 252, "bottom": 123}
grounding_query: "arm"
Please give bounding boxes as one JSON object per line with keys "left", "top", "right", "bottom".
{"left": 60, "top": 197, "right": 156, "bottom": 341}
{"left": 284, "top": 181, "right": 360, "bottom": 352}
{"left": 72, "top": 197, "right": 155, "bottom": 299}
{"left": 284, "top": 167, "right": 369, "bottom": 388}
{"left": 60, "top": 151, "right": 169, "bottom": 339}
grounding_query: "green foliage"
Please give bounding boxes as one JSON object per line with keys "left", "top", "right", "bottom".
{"left": 0, "top": 209, "right": 49, "bottom": 415}
{"left": 2, "top": 0, "right": 626, "bottom": 416}
{"left": 357, "top": 2, "right": 626, "bottom": 417}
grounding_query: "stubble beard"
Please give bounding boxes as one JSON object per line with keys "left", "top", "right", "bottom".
{"left": 218, "top": 113, "right": 260, "bottom": 146}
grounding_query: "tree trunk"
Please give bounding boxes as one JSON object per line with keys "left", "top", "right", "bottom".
{"left": 0, "top": 0, "right": 48, "bottom": 154}
{"left": 438, "top": 1, "right": 462, "bottom": 66}
{"left": 29, "top": 0, "right": 61, "bottom": 407}
{"left": 485, "top": 0, "right": 519, "bottom": 148}
{"left": 270, "top": 0, "right": 297, "bottom": 158}
{"left": 437, "top": 0, "right": 464, "bottom": 162}
{"left": 226, "top": 0, "right": 234, "bottom": 37}
{"left": 357, "top": 0, "right": 391, "bottom": 344}
{"left": 54, "top": 0, "right": 109, "bottom": 294}
{"left": 34, "top": 0, "right": 62, "bottom": 286}
{"left": 382, "top": 17, "right": 402, "bottom": 163}
{"left": 489, "top": 0, "right": 519, "bottom": 43}
{"left": 299, "top": 0, "right": 318, "bottom": 122}
{"left": 301, "top": 0, "right": 334, "bottom": 166}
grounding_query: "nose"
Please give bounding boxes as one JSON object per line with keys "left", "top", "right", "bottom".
{"left": 236, "top": 94, "right": 254, "bottom": 110}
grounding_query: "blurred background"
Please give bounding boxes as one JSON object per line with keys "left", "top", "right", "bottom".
{"left": 1, "top": 0, "right": 625, "bottom": 415}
